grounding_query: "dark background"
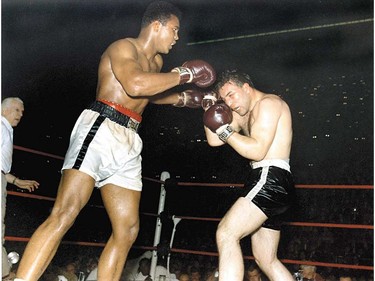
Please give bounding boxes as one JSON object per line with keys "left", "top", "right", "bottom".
{"left": 2, "top": 0, "right": 374, "bottom": 274}
{"left": 2, "top": 0, "right": 373, "bottom": 186}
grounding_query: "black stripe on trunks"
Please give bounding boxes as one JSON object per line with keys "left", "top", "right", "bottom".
{"left": 73, "top": 114, "right": 106, "bottom": 169}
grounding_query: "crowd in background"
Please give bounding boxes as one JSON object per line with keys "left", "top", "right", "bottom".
{"left": 4, "top": 136, "right": 373, "bottom": 281}
{"left": 4, "top": 178, "right": 373, "bottom": 281}
{"left": 5, "top": 248, "right": 372, "bottom": 281}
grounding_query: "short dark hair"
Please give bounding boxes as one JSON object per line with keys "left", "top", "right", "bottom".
{"left": 215, "top": 69, "right": 254, "bottom": 93}
{"left": 246, "top": 261, "right": 260, "bottom": 273}
{"left": 141, "top": 1, "right": 182, "bottom": 28}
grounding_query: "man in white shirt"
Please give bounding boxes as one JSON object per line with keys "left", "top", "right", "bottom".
{"left": 1, "top": 97, "right": 39, "bottom": 279}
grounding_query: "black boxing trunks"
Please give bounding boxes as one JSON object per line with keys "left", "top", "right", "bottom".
{"left": 244, "top": 159, "right": 296, "bottom": 230}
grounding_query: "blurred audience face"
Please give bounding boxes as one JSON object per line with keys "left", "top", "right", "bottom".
{"left": 65, "top": 263, "right": 76, "bottom": 275}
{"left": 339, "top": 277, "right": 352, "bottom": 281}
{"left": 301, "top": 265, "right": 316, "bottom": 279}
{"left": 191, "top": 271, "right": 201, "bottom": 281}
{"left": 139, "top": 258, "right": 151, "bottom": 276}
{"left": 245, "top": 268, "right": 261, "bottom": 281}
{"left": 179, "top": 273, "right": 190, "bottom": 281}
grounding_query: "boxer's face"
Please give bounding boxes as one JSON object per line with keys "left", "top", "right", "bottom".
{"left": 220, "top": 81, "right": 249, "bottom": 116}
{"left": 158, "top": 15, "right": 180, "bottom": 54}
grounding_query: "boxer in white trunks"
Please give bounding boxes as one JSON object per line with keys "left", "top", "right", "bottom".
{"left": 15, "top": 2, "right": 216, "bottom": 281}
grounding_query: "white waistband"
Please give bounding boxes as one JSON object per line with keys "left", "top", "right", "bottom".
{"left": 251, "top": 159, "right": 290, "bottom": 172}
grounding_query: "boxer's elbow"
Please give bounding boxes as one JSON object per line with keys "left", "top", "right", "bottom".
{"left": 206, "top": 140, "right": 218, "bottom": 147}
{"left": 206, "top": 137, "right": 224, "bottom": 147}
{"left": 125, "top": 79, "right": 146, "bottom": 97}
{"left": 243, "top": 147, "right": 267, "bottom": 161}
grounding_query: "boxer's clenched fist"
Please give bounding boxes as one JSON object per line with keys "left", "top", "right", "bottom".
{"left": 173, "top": 89, "right": 205, "bottom": 108}
{"left": 172, "top": 60, "right": 216, "bottom": 88}
{"left": 203, "top": 103, "right": 234, "bottom": 142}
{"left": 201, "top": 91, "right": 218, "bottom": 110}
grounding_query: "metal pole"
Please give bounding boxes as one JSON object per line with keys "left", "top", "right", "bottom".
{"left": 150, "top": 171, "right": 170, "bottom": 280}
{"left": 167, "top": 216, "right": 182, "bottom": 278}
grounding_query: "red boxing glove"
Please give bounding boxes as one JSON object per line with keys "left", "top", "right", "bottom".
{"left": 172, "top": 60, "right": 216, "bottom": 88}
{"left": 203, "top": 103, "right": 234, "bottom": 142}
{"left": 173, "top": 89, "right": 204, "bottom": 108}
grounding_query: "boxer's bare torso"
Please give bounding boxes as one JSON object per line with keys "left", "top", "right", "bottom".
{"left": 96, "top": 38, "right": 162, "bottom": 115}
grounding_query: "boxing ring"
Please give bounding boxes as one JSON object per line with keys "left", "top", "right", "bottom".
{"left": 5, "top": 145, "right": 374, "bottom": 280}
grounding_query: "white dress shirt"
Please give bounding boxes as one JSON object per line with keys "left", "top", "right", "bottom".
{"left": 1, "top": 116, "right": 13, "bottom": 173}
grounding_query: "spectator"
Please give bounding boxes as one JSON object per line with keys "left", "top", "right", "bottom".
{"left": 189, "top": 266, "right": 201, "bottom": 281}
{"left": 244, "top": 262, "right": 268, "bottom": 281}
{"left": 154, "top": 263, "right": 178, "bottom": 281}
{"left": 179, "top": 272, "right": 190, "bottom": 281}
{"left": 84, "top": 257, "right": 99, "bottom": 281}
{"left": 58, "top": 262, "right": 78, "bottom": 281}
{"left": 40, "top": 264, "right": 62, "bottom": 281}
{"left": 86, "top": 267, "right": 97, "bottom": 281}
{"left": 300, "top": 265, "right": 325, "bottom": 281}
{"left": 170, "top": 258, "right": 183, "bottom": 280}
{"left": 134, "top": 258, "right": 152, "bottom": 281}
{"left": 122, "top": 251, "right": 152, "bottom": 280}
{"left": 204, "top": 268, "right": 218, "bottom": 281}
{"left": 338, "top": 275, "right": 352, "bottom": 281}
{"left": 1, "top": 97, "right": 39, "bottom": 279}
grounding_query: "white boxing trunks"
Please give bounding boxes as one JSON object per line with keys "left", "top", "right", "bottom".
{"left": 62, "top": 100, "right": 143, "bottom": 191}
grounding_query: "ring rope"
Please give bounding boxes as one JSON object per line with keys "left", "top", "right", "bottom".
{"left": 5, "top": 236, "right": 372, "bottom": 271}
{"left": 7, "top": 191, "right": 373, "bottom": 230}
{"left": 145, "top": 178, "right": 374, "bottom": 189}
{"left": 187, "top": 18, "right": 374, "bottom": 45}
{"left": 13, "top": 145, "right": 64, "bottom": 161}
{"left": 8, "top": 145, "right": 374, "bottom": 273}
{"left": 13, "top": 145, "right": 373, "bottom": 190}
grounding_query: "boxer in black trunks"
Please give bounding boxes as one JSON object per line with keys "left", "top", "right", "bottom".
{"left": 203, "top": 69, "right": 296, "bottom": 281}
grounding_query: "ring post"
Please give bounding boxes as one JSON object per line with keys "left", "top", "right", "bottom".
{"left": 150, "top": 171, "right": 170, "bottom": 280}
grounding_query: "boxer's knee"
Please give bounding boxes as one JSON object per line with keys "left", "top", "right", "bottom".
{"left": 216, "top": 221, "right": 235, "bottom": 248}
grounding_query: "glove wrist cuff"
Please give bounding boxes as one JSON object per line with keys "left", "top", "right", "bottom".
{"left": 173, "top": 92, "right": 187, "bottom": 107}
{"left": 216, "top": 125, "right": 234, "bottom": 143}
{"left": 172, "top": 67, "right": 193, "bottom": 84}
{"left": 201, "top": 94, "right": 218, "bottom": 110}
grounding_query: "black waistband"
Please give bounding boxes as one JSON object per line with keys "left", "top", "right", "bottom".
{"left": 88, "top": 101, "right": 140, "bottom": 132}
{"left": 1, "top": 170, "right": 6, "bottom": 175}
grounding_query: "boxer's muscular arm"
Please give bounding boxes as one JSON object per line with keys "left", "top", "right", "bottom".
{"left": 227, "top": 97, "right": 281, "bottom": 161}
{"left": 108, "top": 40, "right": 216, "bottom": 98}
{"left": 109, "top": 40, "right": 180, "bottom": 97}
{"left": 148, "top": 91, "right": 181, "bottom": 105}
{"left": 204, "top": 126, "right": 225, "bottom": 147}
{"left": 150, "top": 89, "right": 206, "bottom": 108}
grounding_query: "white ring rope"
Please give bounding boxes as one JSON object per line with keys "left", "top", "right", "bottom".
{"left": 187, "top": 18, "right": 373, "bottom": 45}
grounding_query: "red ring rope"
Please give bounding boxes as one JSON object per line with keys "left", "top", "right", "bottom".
{"left": 7, "top": 145, "right": 373, "bottom": 273}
